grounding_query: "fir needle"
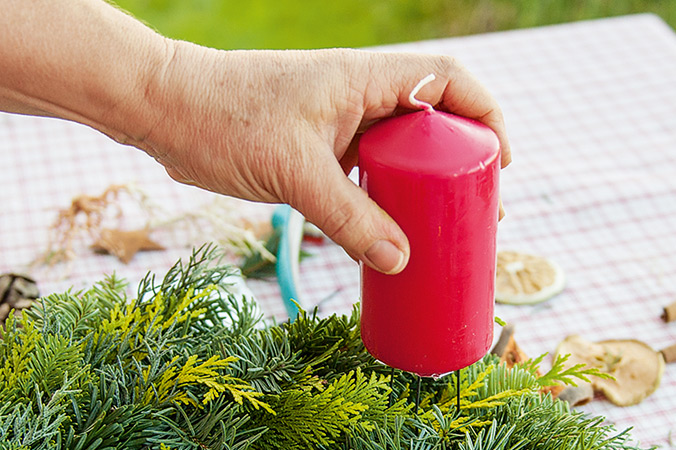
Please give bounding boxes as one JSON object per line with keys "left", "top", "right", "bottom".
{"left": 456, "top": 369, "right": 461, "bottom": 411}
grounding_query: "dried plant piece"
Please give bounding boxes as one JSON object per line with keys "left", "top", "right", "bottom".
{"left": 500, "top": 336, "right": 529, "bottom": 367}
{"left": 661, "top": 300, "right": 676, "bottom": 323}
{"left": 557, "top": 384, "right": 595, "bottom": 406}
{"left": 490, "top": 324, "right": 564, "bottom": 398}
{"left": 555, "top": 335, "right": 665, "bottom": 407}
{"left": 0, "top": 273, "right": 39, "bottom": 324}
{"left": 491, "top": 324, "right": 529, "bottom": 367}
{"left": 495, "top": 250, "right": 565, "bottom": 305}
{"left": 660, "top": 343, "right": 676, "bottom": 364}
{"left": 242, "top": 218, "right": 273, "bottom": 240}
{"left": 39, "top": 184, "right": 157, "bottom": 265}
{"left": 153, "top": 197, "right": 275, "bottom": 263}
{"left": 91, "top": 228, "right": 164, "bottom": 264}
{"left": 490, "top": 323, "right": 516, "bottom": 359}
{"left": 39, "top": 186, "right": 273, "bottom": 268}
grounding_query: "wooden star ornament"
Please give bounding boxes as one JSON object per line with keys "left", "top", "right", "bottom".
{"left": 91, "top": 228, "right": 164, "bottom": 264}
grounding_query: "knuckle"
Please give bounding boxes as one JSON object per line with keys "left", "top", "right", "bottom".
{"left": 318, "top": 202, "right": 372, "bottom": 251}
{"left": 434, "top": 54, "right": 458, "bottom": 73}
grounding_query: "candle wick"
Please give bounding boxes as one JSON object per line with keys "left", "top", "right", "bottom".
{"left": 408, "top": 73, "right": 436, "bottom": 113}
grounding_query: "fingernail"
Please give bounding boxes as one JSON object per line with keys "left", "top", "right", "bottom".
{"left": 501, "top": 148, "right": 512, "bottom": 168}
{"left": 364, "top": 240, "right": 406, "bottom": 274}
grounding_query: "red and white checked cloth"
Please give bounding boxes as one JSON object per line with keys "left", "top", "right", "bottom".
{"left": 2, "top": 14, "right": 675, "bottom": 448}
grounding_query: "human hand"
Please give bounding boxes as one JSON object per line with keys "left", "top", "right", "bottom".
{"left": 136, "top": 44, "right": 511, "bottom": 274}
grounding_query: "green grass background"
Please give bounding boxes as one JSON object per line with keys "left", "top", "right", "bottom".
{"left": 113, "top": 0, "right": 676, "bottom": 50}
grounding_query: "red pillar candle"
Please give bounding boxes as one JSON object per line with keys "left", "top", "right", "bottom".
{"left": 359, "top": 78, "right": 500, "bottom": 377}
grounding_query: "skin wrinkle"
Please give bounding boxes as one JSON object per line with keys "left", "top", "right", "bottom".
{"left": 333, "top": 68, "right": 365, "bottom": 157}
{"left": 285, "top": 131, "right": 324, "bottom": 203}
{"left": 361, "top": 54, "right": 385, "bottom": 116}
{"left": 244, "top": 113, "right": 293, "bottom": 202}
{"left": 317, "top": 194, "right": 371, "bottom": 252}
{"left": 139, "top": 38, "right": 178, "bottom": 148}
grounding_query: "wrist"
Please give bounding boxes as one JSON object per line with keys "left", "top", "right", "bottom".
{"left": 103, "top": 35, "right": 179, "bottom": 150}
{"left": 134, "top": 40, "right": 230, "bottom": 163}
{"left": 82, "top": 22, "right": 176, "bottom": 151}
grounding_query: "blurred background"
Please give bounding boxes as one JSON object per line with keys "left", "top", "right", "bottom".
{"left": 112, "top": 0, "right": 676, "bottom": 49}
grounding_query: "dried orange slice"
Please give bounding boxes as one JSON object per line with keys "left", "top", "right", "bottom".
{"left": 495, "top": 250, "right": 565, "bottom": 304}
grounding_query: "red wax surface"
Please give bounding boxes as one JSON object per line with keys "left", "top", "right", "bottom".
{"left": 359, "top": 110, "right": 500, "bottom": 376}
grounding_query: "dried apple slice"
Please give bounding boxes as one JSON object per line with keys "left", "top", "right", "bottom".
{"left": 555, "top": 335, "right": 665, "bottom": 407}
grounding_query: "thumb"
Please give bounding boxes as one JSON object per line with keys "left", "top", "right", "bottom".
{"left": 289, "top": 154, "right": 410, "bottom": 275}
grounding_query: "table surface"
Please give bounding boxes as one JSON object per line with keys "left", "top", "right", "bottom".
{"left": 2, "top": 13, "right": 675, "bottom": 448}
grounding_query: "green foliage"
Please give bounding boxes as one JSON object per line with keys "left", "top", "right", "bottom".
{"left": 0, "top": 245, "right": 652, "bottom": 449}
{"left": 522, "top": 353, "right": 613, "bottom": 388}
{"left": 239, "top": 227, "right": 312, "bottom": 280}
{"left": 251, "top": 368, "right": 411, "bottom": 449}
{"left": 110, "top": 0, "right": 676, "bottom": 50}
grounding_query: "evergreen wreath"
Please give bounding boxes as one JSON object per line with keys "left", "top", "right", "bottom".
{"left": 0, "top": 246, "right": 650, "bottom": 449}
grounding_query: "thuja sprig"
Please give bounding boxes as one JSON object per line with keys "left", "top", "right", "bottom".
{"left": 522, "top": 353, "right": 614, "bottom": 387}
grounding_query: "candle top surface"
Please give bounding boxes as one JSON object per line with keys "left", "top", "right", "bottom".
{"left": 359, "top": 110, "right": 500, "bottom": 175}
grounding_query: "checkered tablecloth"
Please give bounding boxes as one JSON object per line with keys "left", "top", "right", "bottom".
{"left": 2, "top": 13, "right": 676, "bottom": 448}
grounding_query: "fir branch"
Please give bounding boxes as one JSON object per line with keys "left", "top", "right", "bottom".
{"left": 219, "top": 328, "right": 308, "bottom": 394}
{"left": 26, "top": 274, "right": 128, "bottom": 340}
{"left": 458, "top": 420, "right": 517, "bottom": 450}
{"left": 137, "top": 244, "right": 236, "bottom": 312}
{"left": 343, "top": 416, "right": 444, "bottom": 450}
{"left": 27, "top": 334, "right": 85, "bottom": 396}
